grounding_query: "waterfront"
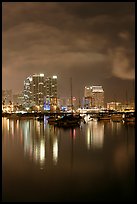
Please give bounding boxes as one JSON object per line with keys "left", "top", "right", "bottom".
{"left": 2, "top": 116, "right": 135, "bottom": 202}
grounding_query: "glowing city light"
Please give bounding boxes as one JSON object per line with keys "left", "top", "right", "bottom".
{"left": 53, "top": 76, "right": 57, "bottom": 79}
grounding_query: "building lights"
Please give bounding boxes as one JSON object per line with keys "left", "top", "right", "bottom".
{"left": 40, "top": 73, "right": 44, "bottom": 77}
{"left": 53, "top": 76, "right": 57, "bottom": 79}
{"left": 84, "top": 85, "right": 104, "bottom": 109}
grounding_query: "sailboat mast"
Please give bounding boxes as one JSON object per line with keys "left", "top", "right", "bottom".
{"left": 126, "top": 89, "right": 128, "bottom": 109}
{"left": 70, "top": 77, "right": 73, "bottom": 114}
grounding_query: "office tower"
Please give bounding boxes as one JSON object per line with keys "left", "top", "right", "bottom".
{"left": 84, "top": 86, "right": 92, "bottom": 98}
{"left": 51, "top": 75, "right": 57, "bottom": 107}
{"left": 24, "top": 76, "right": 33, "bottom": 107}
{"left": 45, "top": 77, "right": 51, "bottom": 98}
{"left": 32, "top": 73, "right": 45, "bottom": 106}
{"left": 44, "top": 76, "right": 58, "bottom": 109}
{"left": 84, "top": 86, "right": 92, "bottom": 108}
{"left": 91, "top": 86, "right": 104, "bottom": 108}
{"left": 84, "top": 86, "right": 104, "bottom": 108}
{"left": 24, "top": 74, "right": 58, "bottom": 110}
{"left": 51, "top": 76, "right": 57, "bottom": 98}
{"left": 44, "top": 76, "right": 57, "bottom": 97}
{"left": 24, "top": 73, "right": 45, "bottom": 107}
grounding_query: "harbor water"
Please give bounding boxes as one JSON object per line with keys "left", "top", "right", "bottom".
{"left": 2, "top": 116, "right": 135, "bottom": 202}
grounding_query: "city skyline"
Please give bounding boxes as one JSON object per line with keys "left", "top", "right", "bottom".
{"left": 2, "top": 2, "right": 135, "bottom": 103}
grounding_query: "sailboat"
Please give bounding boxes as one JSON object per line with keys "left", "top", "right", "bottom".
{"left": 55, "top": 78, "right": 82, "bottom": 127}
{"left": 124, "top": 112, "right": 135, "bottom": 122}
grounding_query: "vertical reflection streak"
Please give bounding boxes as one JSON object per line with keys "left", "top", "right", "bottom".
{"left": 86, "top": 121, "right": 104, "bottom": 149}
{"left": 53, "top": 137, "right": 58, "bottom": 165}
{"left": 40, "top": 140, "right": 45, "bottom": 168}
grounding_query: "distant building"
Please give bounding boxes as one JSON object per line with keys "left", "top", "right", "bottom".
{"left": 107, "top": 102, "right": 122, "bottom": 111}
{"left": 23, "top": 74, "right": 58, "bottom": 110}
{"left": 91, "top": 86, "right": 104, "bottom": 108}
{"left": 32, "top": 73, "right": 45, "bottom": 106}
{"left": 44, "top": 76, "right": 58, "bottom": 109}
{"left": 58, "top": 96, "right": 78, "bottom": 111}
{"left": 2, "top": 89, "right": 12, "bottom": 105}
{"left": 13, "top": 92, "right": 24, "bottom": 105}
{"left": 107, "top": 101, "right": 135, "bottom": 111}
{"left": 24, "top": 76, "right": 33, "bottom": 107}
{"left": 45, "top": 77, "right": 51, "bottom": 98}
{"left": 84, "top": 86, "right": 104, "bottom": 108}
{"left": 84, "top": 86, "right": 92, "bottom": 108}
{"left": 24, "top": 73, "right": 45, "bottom": 108}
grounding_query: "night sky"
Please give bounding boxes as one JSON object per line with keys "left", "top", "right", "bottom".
{"left": 2, "top": 2, "right": 135, "bottom": 103}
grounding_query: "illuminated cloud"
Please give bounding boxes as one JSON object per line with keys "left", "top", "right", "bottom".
{"left": 2, "top": 2, "right": 135, "bottom": 101}
{"left": 111, "top": 47, "right": 135, "bottom": 80}
{"left": 118, "top": 32, "right": 130, "bottom": 40}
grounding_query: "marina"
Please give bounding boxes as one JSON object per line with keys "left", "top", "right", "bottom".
{"left": 2, "top": 2, "right": 135, "bottom": 202}
{"left": 2, "top": 110, "right": 135, "bottom": 124}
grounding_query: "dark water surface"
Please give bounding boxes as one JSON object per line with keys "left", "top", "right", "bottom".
{"left": 2, "top": 116, "right": 135, "bottom": 202}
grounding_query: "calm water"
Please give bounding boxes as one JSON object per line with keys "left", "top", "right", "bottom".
{"left": 2, "top": 116, "right": 135, "bottom": 202}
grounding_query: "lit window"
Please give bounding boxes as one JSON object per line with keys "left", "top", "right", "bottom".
{"left": 53, "top": 76, "right": 57, "bottom": 79}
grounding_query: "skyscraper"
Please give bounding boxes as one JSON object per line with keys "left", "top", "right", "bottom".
{"left": 32, "top": 73, "right": 45, "bottom": 106}
{"left": 51, "top": 76, "right": 57, "bottom": 98}
{"left": 91, "top": 86, "right": 104, "bottom": 108}
{"left": 24, "top": 76, "right": 33, "bottom": 107}
{"left": 44, "top": 76, "right": 58, "bottom": 110}
{"left": 84, "top": 86, "right": 92, "bottom": 108}
{"left": 84, "top": 86, "right": 104, "bottom": 108}
{"left": 24, "top": 73, "right": 45, "bottom": 107}
{"left": 24, "top": 74, "right": 58, "bottom": 110}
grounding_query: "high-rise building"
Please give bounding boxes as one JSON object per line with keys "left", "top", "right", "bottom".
{"left": 24, "top": 73, "right": 45, "bottom": 107}
{"left": 44, "top": 76, "right": 58, "bottom": 109}
{"left": 84, "top": 86, "right": 92, "bottom": 108}
{"left": 84, "top": 86, "right": 104, "bottom": 108}
{"left": 91, "top": 86, "right": 104, "bottom": 108}
{"left": 51, "top": 76, "right": 57, "bottom": 97}
{"left": 45, "top": 76, "right": 57, "bottom": 98}
{"left": 32, "top": 73, "right": 45, "bottom": 106}
{"left": 84, "top": 86, "right": 92, "bottom": 98}
{"left": 45, "top": 77, "right": 51, "bottom": 98}
{"left": 24, "top": 74, "right": 58, "bottom": 110}
{"left": 24, "top": 76, "right": 33, "bottom": 107}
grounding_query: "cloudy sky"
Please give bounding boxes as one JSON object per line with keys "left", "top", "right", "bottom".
{"left": 2, "top": 2, "right": 135, "bottom": 103}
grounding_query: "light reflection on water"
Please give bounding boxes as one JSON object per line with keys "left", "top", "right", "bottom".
{"left": 2, "top": 117, "right": 135, "bottom": 168}
{"left": 3, "top": 117, "right": 61, "bottom": 169}
{"left": 86, "top": 121, "right": 104, "bottom": 149}
{"left": 2, "top": 117, "right": 134, "bottom": 169}
{"left": 2, "top": 116, "right": 135, "bottom": 202}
